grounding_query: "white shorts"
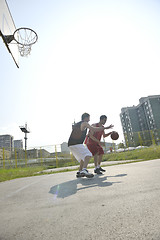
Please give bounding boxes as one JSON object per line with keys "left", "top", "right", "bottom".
{"left": 69, "top": 144, "right": 92, "bottom": 162}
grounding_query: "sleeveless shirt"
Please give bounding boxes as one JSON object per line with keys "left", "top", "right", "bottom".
{"left": 68, "top": 121, "right": 87, "bottom": 146}
{"left": 86, "top": 123, "right": 104, "bottom": 144}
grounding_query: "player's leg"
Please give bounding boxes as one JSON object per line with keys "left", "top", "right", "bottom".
{"left": 69, "top": 144, "right": 93, "bottom": 178}
{"left": 79, "top": 159, "right": 84, "bottom": 171}
{"left": 94, "top": 153, "right": 98, "bottom": 168}
{"left": 83, "top": 155, "right": 91, "bottom": 169}
{"left": 97, "top": 153, "right": 106, "bottom": 172}
{"left": 77, "top": 156, "right": 94, "bottom": 178}
{"left": 96, "top": 146, "right": 106, "bottom": 172}
{"left": 80, "top": 155, "right": 94, "bottom": 178}
{"left": 69, "top": 145, "right": 85, "bottom": 177}
{"left": 76, "top": 160, "right": 85, "bottom": 178}
{"left": 87, "top": 144, "right": 102, "bottom": 175}
{"left": 97, "top": 154, "right": 103, "bottom": 166}
{"left": 93, "top": 153, "right": 102, "bottom": 174}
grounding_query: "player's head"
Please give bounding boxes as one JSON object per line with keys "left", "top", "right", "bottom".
{"left": 100, "top": 115, "right": 107, "bottom": 125}
{"left": 81, "top": 113, "right": 90, "bottom": 122}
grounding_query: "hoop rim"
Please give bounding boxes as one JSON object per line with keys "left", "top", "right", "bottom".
{"left": 13, "top": 27, "right": 38, "bottom": 46}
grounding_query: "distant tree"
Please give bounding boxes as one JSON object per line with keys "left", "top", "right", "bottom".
{"left": 118, "top": 142, "right": 125, "bottom": 149}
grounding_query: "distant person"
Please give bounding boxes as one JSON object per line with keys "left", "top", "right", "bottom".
{"left": 85, "top": 115, "right": 113, "bottom": 174}
{"left": 68, "top": 113, "right": 110, "bottom": 178}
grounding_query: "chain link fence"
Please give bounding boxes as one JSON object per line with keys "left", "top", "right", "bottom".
{"left": 1, "top": 129, "right": 160, "bottom": 169}
{"left": 0, "top": 144, "right": 78, "bottom": 169}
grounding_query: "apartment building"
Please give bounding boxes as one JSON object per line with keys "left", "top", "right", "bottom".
{"left": 120, "top": 95, "right": 160, "bottom": 147}
{"left": 14, "top": 140, "right": 23, "bottom": 150}
{"left": 0, "top": 134, "right": 14, "bottom": 151}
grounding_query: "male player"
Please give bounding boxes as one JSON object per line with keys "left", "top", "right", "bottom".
{"left": 85, "top": 115, "right": 113, "bottom": 174}
{"left": 68, "top": 113, "right": 110, "bottom": 178}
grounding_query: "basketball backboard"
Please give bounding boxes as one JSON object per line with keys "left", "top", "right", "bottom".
{"left": 0, "top": 0, "right": 19, "bottom": 67}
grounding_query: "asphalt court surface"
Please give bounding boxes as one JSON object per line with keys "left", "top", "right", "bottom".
{"left": 0, "top": 159, "right": 160, "bottom": 240}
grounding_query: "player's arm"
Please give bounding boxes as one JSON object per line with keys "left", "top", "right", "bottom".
{"left": 87, "top": 125, "right": 101, "bottom": 145}
{"left": 88, "top": 133, "right": 100, "bottom": 144}
{"left": 102, "top": 124, "right": 114, "bottom": 138}
{"left": 105, "top": 124, "right": 114, "bottom": 129}
{"left": 81, "top": 122, "right": 105, "bottom": 132}
{"left": 103, "top": 132, "right": 113, "bottom": 138}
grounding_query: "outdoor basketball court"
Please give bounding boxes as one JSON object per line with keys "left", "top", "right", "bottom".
{"left": 0, "top": 0, "right": 38, "bottom": 68}
{"left": 0, "top": 160, "right": 160, "bottom": 240}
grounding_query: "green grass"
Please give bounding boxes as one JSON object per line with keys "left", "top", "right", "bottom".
{"left": 103, "top": 145, "right": 160, "bottom": 161}
{"left": 0, "top": 145, "right": 160, "bottom": 182}
{"left": 0, "top": 166, "right": 46, "bottom": 182}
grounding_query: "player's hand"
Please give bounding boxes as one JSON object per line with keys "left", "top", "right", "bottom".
{"left": 105, "top": 124, "right": 114, "bottom": 129}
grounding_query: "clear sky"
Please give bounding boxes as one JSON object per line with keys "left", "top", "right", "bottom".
{"left": 0, "top": 0, "right": 160, "bottom": 148}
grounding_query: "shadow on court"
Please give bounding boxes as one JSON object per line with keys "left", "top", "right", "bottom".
{"left": 49, "top": 173, "right": 127, "bottom": 199}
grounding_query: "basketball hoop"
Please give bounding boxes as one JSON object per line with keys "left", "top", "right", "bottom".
{"left": 13, "top": 27, "right": 38, "bottom": 57}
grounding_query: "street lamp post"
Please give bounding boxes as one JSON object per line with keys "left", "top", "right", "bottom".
{"left": 19, "top": 123, "right": 30, "bottom": 151}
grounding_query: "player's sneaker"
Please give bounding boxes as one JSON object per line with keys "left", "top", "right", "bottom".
{"left": 94, "top": 168, "right": 103, "bottom": 175}
{"left": 99, "top": 167, "right": 106, "bottom": 172}
{"left": 81, "top": 169, "right": 94, "bottom": 178}
{"left": 76, "top": 171, "right": 85, "bottom": 178}
{"left": 76, "top": 171, "right": 81, "bottom": 178}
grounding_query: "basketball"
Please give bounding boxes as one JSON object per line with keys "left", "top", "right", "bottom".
{"left": 111, "top": 131, "right": 119, "bottom": 140}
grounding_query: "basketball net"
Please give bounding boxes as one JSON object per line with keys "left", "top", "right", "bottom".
{"left": 18, "top": 44, "right": 31, "bottom": 57}
{"left": 14, "top": 28, "right": 38, "bottom": 57}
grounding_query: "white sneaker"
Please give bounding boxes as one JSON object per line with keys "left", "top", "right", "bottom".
{"left": 81, "top": 169, "right": 94, "bottom": 178}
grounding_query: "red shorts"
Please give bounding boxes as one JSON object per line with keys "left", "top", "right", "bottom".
{"left": 86, "top": 144, "right": 104, "bottom": 156}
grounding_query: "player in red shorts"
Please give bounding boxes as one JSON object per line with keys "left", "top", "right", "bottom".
{"left": 85, "top": 115, "right": 113, "bottom": 174}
